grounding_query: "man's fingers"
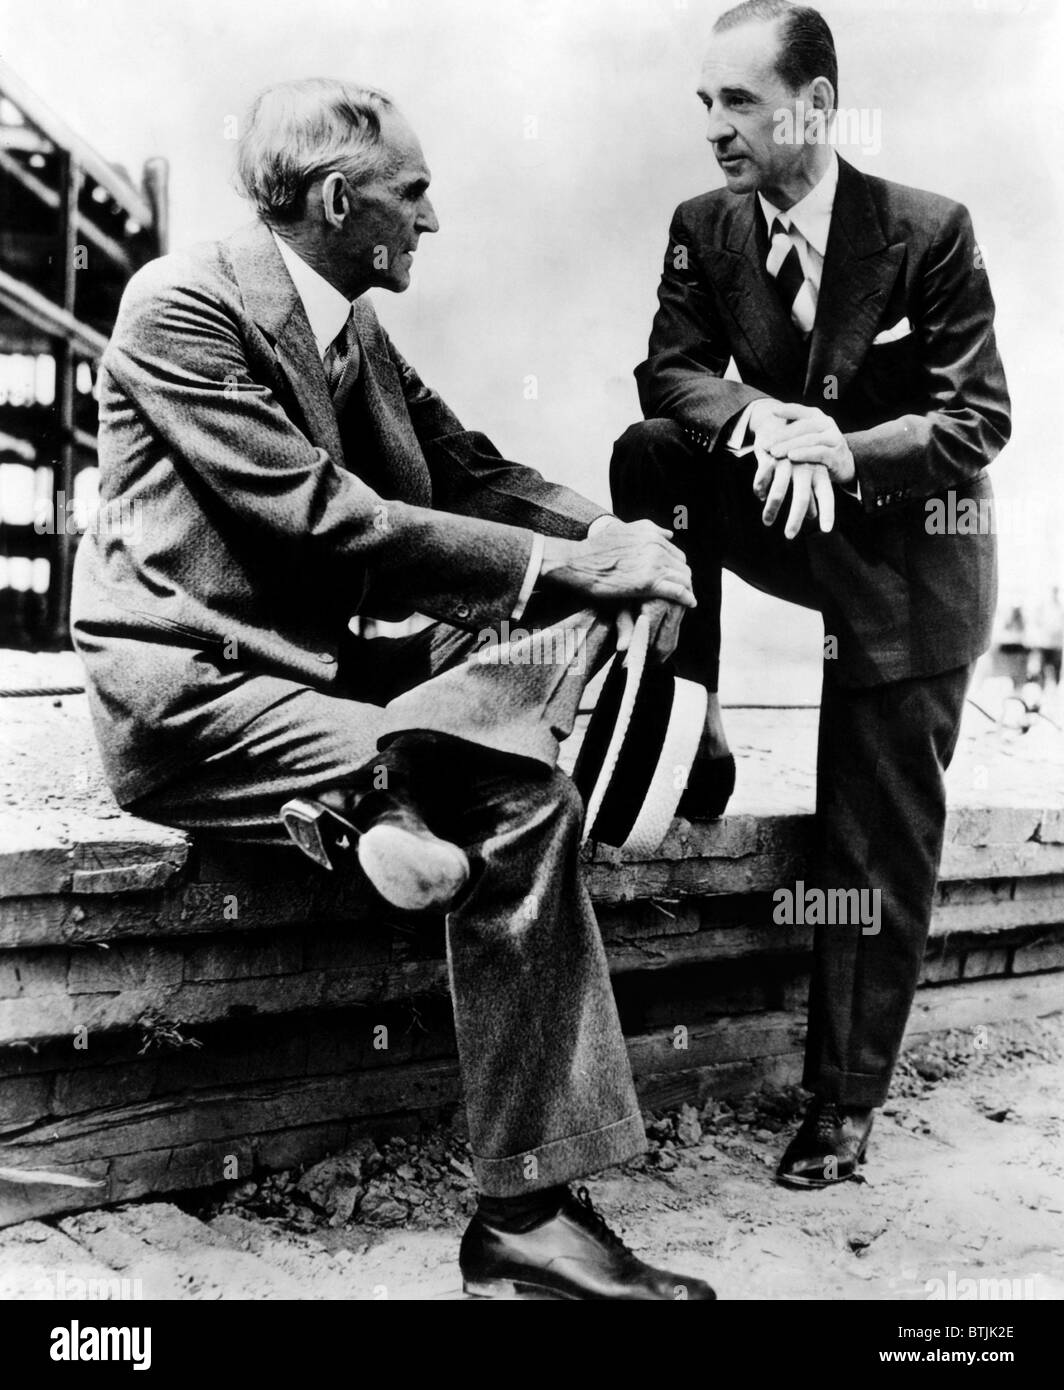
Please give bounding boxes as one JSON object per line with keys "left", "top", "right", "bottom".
{"left": 649, "top": 549, "right": 693, "bottom": 591}
{"left": 627, "top": 519, "right": 674, "bottom": 540}
{"left": 768, "top": 426, "right": 828, "bottom": 456}
{"left": 649, "top": 604, "right": 684, "bottom": 665}
{"left": 762, "top": 456, "right": 792, "bottom": 526}
{"left": 765, "top": 403, "right": 819, "bottom": 422}
{"left": 651, "top": 578, "right": 697, "bottom": 608}
{"left": 752, "top": 448, "right": 779, "bottom": 501}
{"left": 619, "top": 599, "right": 686, "bottom": 665}
{"left": 784, "top": 445, "right": 833, "bottom": 466}
{"left": 615, "top": 607, "right": 636, "bottom": 654}
{"left": 812, "top": 466, "right": 835, "bottom": 533}
{"left": 784, "top": 466, "right": 813, "bottom": 539}
{"left": 651, "top": 535, "right": 689, "bottom": 567}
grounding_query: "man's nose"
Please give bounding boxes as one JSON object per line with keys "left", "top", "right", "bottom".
{"left": 705, "top": 106, "right": 736, "bottom": 144}
{"left": 417, "top": 196, "right": 439, "bottom": 234}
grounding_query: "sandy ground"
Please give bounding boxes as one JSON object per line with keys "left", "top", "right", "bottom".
{"left": 3, "top": 1018, "right": 1058, "bottom": 1301}
{"left": 152, "top": 1015, "right": 1064, "bottom": 1301}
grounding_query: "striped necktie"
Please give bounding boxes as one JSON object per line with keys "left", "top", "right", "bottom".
{"left": 323, "top": 309, "right": 360, "bottom": 411}
{"left": 766, "top": 216, "right": 816, "bottom": 337}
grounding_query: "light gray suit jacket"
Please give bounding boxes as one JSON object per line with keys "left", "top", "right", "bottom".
{"left": 71, "top": 221, "right": 603, "bottom": 802}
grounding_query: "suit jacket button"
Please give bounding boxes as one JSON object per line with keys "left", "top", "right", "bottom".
{"left": 455, "top": 603, "right": 471, "bottom": 621}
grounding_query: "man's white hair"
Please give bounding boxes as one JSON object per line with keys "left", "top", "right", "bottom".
{"left": 236, "top": 77, "right": 396, "bottom": 225}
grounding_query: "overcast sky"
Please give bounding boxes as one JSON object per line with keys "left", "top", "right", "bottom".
{"left": 2, "top": 0, "right": 1061, "bottom": 619}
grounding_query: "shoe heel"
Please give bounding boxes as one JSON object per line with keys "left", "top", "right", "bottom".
{"left": 281, "top": 799, "right": 341, "bottom": 870}
{"left": 462, "top": 1276, "right": 519, "bottom": 1299}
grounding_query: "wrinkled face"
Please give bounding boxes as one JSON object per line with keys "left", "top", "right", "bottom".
{"left": 335, "top": 111, "right": 439, "bottom": 292}
{"left": 697, "top": 19, "right": 812, "bottom": 200}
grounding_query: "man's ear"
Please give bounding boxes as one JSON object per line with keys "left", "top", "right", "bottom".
{"left": 803, "top": 76, "right": 835, "bottom": 143}
{"left": 320, "top": 171, "right": 350, "bottom": 229}
{"left": 810, "top": 76, "right": 835, "bottom": 116}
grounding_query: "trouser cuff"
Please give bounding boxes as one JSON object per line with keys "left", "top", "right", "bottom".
{"left": 472, "top": 1111, "right": 647, "bottom": 1197}
{"left": 803, "top": 1061, "right": 891, "bottom": 1109}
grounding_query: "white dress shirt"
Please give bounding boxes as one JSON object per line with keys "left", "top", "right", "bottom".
{"left": 273, "top": 232, "right": 353, "bottom": 358}
{"left": 272, "top": 233, "right": 611, "bottom": 624}
{"left": 728, "top": 153, "right": 840, "bottom": 454}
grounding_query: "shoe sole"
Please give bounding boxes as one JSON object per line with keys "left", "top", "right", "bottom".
{"left": 358, "top": 823, "right": 470, "bottom": 912}
{"left": 774, "top": 1134, "right": 871, "bottom": 1190}
{"left": 281, "top": 799, "right": 469, "bottom": 911}
{"left": 463, "top": 1277, "right": 573, "bottom": 1300}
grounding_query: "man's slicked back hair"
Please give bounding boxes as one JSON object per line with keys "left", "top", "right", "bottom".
{"left": 713, "top": 0, "right": 838, "bottom": 105}
{"left": 236, "top": 78, "right": 396, "bottom": 226}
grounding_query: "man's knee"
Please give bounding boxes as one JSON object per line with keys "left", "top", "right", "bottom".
{"left": 510, "top": 767, "right": 585, "bottom": 841}
{"left": 612, "top": 417, "right": 687, "bottom": 465}
{"left": 610, "top": 419, "right": 691, "bottom": 509}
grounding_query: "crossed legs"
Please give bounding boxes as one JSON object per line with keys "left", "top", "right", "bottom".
{"left": 127, "top": 608, "right": 643, "bottom": 1192}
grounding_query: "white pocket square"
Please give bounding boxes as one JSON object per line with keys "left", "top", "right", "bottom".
{"left": 872, "top": 317, "right": 912, "bottom": 345}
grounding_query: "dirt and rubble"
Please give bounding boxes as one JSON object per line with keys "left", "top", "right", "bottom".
{"left": 0, "top": 958, "right": 1061, "bottom": 1301}
{"left": 75, "top": 1014, "right": 1054, "bottom": 1300}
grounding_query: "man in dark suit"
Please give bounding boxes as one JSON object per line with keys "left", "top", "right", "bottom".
{"left": 611, "top": 0, "right": 1011, "bottom": 1186}
{"left": 71, "top": 78, "right": 714, "bottom": 1299}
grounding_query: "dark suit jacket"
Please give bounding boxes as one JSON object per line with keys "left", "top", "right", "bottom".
{"left": 71, "top": 220, "right": 603, "bottom": 802}
{"left": 635, "top": 156, "right": 1012, "bottom": 686}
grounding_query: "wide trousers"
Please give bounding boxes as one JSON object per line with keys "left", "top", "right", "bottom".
{"left": 127, "top": 605, "right": 646, "bottom": 1194}
{"left": 610, "top": 419, "right": 972, "bottom": 1107}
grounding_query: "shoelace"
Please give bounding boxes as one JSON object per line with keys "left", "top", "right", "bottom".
{"left": 568, "top": 1186, "right": 634, "bottom": 1255}
{"left": 811, "top": 1101, "right": 843, "bottom": 1138}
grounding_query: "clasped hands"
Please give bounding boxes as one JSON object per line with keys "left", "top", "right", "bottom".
{"left": 748, "top": 398, "right": 856, "bottom": 540}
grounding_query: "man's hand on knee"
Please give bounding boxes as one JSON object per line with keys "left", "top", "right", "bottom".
{"left": 750, "top": 401, "right": 839, "bottom": 539}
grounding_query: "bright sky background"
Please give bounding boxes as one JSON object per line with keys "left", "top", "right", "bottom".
{"left": 2, "top": 0, "right": 1061, "bottom": 672}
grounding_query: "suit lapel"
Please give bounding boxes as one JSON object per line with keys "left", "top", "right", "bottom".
{"left": 345, "top": 300, "right": 432, "bottom": 507}
{"left": 228, "top": 223, "right": 428, "bottom": 507}
{"left": 228, "top": 221, "right": 346, "bottom": 468}
{"left": 706, "top": 194, "right": 808, "bottom": 398}
{"left": 802, "top": 159, "right": 906, "bottom": 399}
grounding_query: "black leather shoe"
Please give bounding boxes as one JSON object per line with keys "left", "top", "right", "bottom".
{"left": 678, "top": 752, "right": 736, "bottom": 820}
{"left": 775, "top": 1099, "right": 874, "bottom": 1189}
{"left": 280, "top": 738, "right": 469, "bottom": 911}
{"left": 460, "top": 1186, "right": 716, "bottom": 1300}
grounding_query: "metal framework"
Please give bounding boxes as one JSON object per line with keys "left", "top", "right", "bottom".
{"left": 0, "top": 58, "right": 168, "bottom": 648}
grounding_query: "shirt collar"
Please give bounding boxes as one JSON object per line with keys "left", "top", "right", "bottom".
{"left": 272, "top": 232, "right": 353, "bottom": 359}
{"left": 758, "top": 152, "right": 839, "bottom": 258}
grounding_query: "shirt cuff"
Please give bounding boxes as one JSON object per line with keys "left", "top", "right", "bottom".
{"left": 511, "top": 532, "right": 545, "bottom": 622}
{"left": 726, "top": 402, "right": 757, "bottom": 456}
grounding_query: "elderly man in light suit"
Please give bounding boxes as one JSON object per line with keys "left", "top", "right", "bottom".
{"left": 71, "top": 79, "right": 713, "bottom": 1300}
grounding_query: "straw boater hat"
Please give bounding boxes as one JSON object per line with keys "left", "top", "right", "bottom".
{"left": 572, "top": 612, "right": 707, "bottom": 855}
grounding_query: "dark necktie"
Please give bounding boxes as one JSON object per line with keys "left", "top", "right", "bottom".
{"left": 767, "top": 216, "right": 815, "bottom": 337}
{"left": 323, "top": 309, "right": 361, "bottom": 412}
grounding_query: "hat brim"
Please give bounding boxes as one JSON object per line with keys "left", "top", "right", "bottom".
{"left": 573, "top": 615, "right": 707, "bottom": 855}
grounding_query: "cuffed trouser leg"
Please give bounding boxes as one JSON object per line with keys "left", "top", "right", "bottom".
{"left": 803, "top": 663, "right": 974, "bottom": 1107}
{"left": 447, "top": 767, "right": 645, "bottom": 1195}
